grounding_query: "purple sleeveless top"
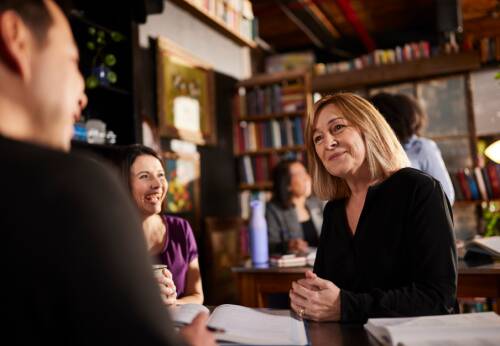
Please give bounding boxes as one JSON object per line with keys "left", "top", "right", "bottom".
{"left": 156, "top": 215, "right": 198, "bottom": 297}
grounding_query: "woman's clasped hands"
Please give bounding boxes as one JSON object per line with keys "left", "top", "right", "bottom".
{"left": 154, "top": 268, "right": 177, "bottom": 306}
{"left": 289, "top": 270, "right": 341, "bottom": 322}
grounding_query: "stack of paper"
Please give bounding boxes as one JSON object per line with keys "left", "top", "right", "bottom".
{"left": 364, "top": 312, "right": 500, "bottom": 345}
{"left": 270, "top": 254, "right": 307, "bottom": 267}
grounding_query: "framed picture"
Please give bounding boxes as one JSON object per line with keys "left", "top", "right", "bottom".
{"left": 162, "top": 151, "right": 200, "bottom": 234}
{"left": 156, "top": 36, "right": 216, "bottom": 145}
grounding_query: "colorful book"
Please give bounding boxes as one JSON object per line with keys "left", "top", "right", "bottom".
{"left": 456, "top": 170, "right": 472, "bottom": 200}
{"left": 481, "top": 166, "right": 494, "bottom": 199}
{"left": 487, "top": 164, "right": 500, "bottom": 198}
{"left": 474, "top": 166, "right": 489, "bottom": 201}
{"left": 464, "top": 168, "right": 480, "bottom": 200}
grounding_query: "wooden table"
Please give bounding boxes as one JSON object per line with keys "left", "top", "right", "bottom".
{"left": 232, "top": 261, "right": 500, "bottom": 313}
{"left": 306, "top": 321, "right": 376, "bottom": 346}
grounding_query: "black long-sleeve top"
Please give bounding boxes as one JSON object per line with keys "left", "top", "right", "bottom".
{"left": 313, "top": 168, "right": 457, "bottom": 323}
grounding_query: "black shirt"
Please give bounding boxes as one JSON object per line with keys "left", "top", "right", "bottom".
{"left": 314, "top": 168, "right": 457, "bottom": 323}
{"left": 301, "top": 219, "right": 319, "bottom": 247}
{"left": 1, "top": 135, "right": 183, "bottom": 345}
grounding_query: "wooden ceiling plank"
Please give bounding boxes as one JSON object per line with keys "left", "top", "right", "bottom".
{"left": 306, "top": 0, "right": 341, "bottom": 39}
{"left": 464, "top": 16, "right": 500, "bottom": 37}
{"left": 278, "top": 0, "right": 325, "bottom": 47}
{"left": 462, "top": 0, "right": 498, "bottom": 21}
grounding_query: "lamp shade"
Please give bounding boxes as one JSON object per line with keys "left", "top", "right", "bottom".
{"left": 485, "top": 140, "right": 500, "bottom": 164}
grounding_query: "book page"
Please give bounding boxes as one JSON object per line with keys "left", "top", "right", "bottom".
{"left": 366, "top": 312, "right": 500, "bottom": 346}
{"left": 168, "top": 304, "right": 210, "bottom": 325}
{"left": 473, "top": 236, "right": 500, "bottom": 257}
{"left": 208, "top": 304, "right": 308, "bottom": 345}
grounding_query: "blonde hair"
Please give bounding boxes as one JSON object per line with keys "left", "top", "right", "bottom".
{"left": 305, "top": 92, "right": 409, "bottom": 200}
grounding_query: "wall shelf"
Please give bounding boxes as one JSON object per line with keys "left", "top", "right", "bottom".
{"left": 170, "top": 0, "right": 257, "bottom": 49}
{"left": 237, "top": 69, "right": 308, "bottom": 87}
{"left": 236, "top": 145, "right": 305, "bottom": 157}
{"left": 312, "top": 52, "right": 481, "bottom": 92}
{"left": 454, "top": 199, "right": 500, "bottom": 207}
{"left": 238, "top": 112, "right": 304, "bottom": 122}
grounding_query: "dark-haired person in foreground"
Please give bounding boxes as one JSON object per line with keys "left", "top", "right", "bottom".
{"left": 289, "top": 93, "right": 457, "bottom": 323}
{"left": 0, "top": 1, "right": 214, "bottom": 345}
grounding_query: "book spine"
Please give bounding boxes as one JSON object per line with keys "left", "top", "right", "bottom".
{"left": 464, "top": 168, "right": 480, "bottom": 200}
{"left": 456, "top": 170, "right": 472, "bottom": 200}
{"left": 481, "top": 166, "right": 494, "bottom": 199}
{"left": 474, "top": 166, "right": 489, "bottom": 200}
{"left": 487, "top": 164, "right": 500, "bottom": 198}
{"left": 450, "top": 173, "right": 464, "bottom": 201}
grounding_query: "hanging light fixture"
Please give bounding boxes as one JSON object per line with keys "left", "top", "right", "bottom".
{"left": 484, "top": 140, "right": 500, "bottom": 164}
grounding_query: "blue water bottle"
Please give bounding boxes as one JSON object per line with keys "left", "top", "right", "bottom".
{"left": 249, "top": 200, "right": 269, "bottom": 265}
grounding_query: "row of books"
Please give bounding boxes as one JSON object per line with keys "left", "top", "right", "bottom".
{"left": 478, "top": 36, "right": 500, "bottom": 63}
{"left": 451, "top": 164, "right": 500, "bottom": 201}
{"left": 463, "top": 34, "right": 500, "bottom": 64}
{"left": 239, "top": 155, "right": 275, "bottom": 185}
{"left": 187, "top": 0, "right": 257, "bottom": 40}
{"left": 234, "top": 117, "right": 305, "bottom": 153}
{"left": 458, "top": 298, "right": 494, "bottom": 314}
{"left": 314, "top": 41, "right": 433, "bottom": 75}
{"left": 238, "top": 151, "right": 306, "bottom": 185}
{"left": 235, "top": 81, "right": 305, "bottom": 117}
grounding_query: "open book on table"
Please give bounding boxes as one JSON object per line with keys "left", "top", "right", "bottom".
{"left": 464, "top": 236, "right": 500, "bottom": 265}
{"left": 168, "top": 304, "right": 308, "bottom": 345}
{"left": 466, "top": 236, "right": 500, "bottom": 258}
{"left": 364, "top": 312, "right": 500, "bottom": 346}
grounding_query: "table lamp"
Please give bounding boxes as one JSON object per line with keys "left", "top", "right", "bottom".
{"left": 484, "top": 140, "right": 500, "bottom": 164}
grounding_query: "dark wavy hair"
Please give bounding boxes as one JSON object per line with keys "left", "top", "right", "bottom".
{"left": 271, "top": 158, "right": 302, "bottom": 209}
{"left": 120, "top": 144, "right": 163, "bottom": 192}
{"left": 369, "top": 92, "right": 427, "bottom": 144}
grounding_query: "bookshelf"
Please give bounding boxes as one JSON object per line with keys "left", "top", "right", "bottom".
{"left": 169, "top": 0, "right": 257, "bottom": 48}
{"left": 233, "top": 70, "right": 313, "bottom": 191}
{"left": 232, "top": 70, "right": 312, "bottom": 219}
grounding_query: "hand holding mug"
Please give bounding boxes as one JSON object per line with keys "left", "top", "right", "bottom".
{"left": 153, "top": 265, "right": 177, "bottom": 306}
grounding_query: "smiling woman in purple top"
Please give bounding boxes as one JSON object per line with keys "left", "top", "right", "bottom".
{"left": 122, "top": 144, "right": 203, "bottom": 305}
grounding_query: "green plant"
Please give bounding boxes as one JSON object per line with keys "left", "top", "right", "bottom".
{"left": 482, "top": 201, "right": 500, "bottom": 237}
{"left": 85, "top": 26, "right": 125, "bottom": 89}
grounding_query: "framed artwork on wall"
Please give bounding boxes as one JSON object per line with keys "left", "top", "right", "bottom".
{"left": 162, "top": 151, "right": 201, "bottom": 234}
{"left": 156, "top": 36, "right": 216, "bottom": 145}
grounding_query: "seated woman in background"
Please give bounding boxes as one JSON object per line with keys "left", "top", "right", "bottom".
{"left": 122, "top": 144, "right": 203, "bottom": 305}
{"left": 266, "top": 159, "right": 323, "bottom": 255}
{"left": 369, "top": 92, "right": 455, "bottom": 204}
{"left": 289, "top": 93, "right": 457, "bottom": 323}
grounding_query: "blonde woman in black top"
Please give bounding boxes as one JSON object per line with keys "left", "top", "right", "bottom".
{"left": 289, "top": 93, "right": 456, "bottom": 323}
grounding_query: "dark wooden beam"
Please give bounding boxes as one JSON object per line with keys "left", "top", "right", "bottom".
{"left": 277, "top": 0, "right": 353, "bottom": 58}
